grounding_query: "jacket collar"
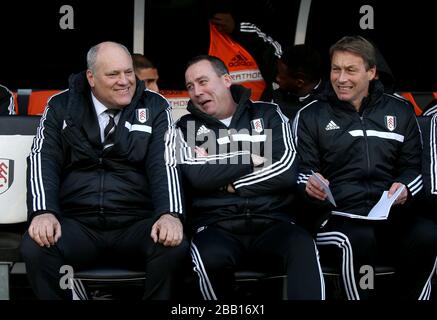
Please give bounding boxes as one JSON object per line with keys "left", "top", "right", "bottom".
{"left": 186, "top": 84, "right": 252, "bottom": 127}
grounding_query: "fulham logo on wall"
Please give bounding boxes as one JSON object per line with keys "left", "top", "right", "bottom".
{"left": 384, "top": 115, "right": 397, "bottom": 131}
{"left": 136, "top": 108, "right": 149, "bottom": 124}
{"left": 0, "top": 159, "right": 14, "bottom": 195}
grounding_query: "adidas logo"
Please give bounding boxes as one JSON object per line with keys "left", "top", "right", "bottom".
{"left": 229, "top": 52, "right": 253, "bottom": 67}
{"left": 196, "top": 125, "right": 211, "bottom": 136}
{"left": 325, "top": 120, "right": 340, "bottom": 131}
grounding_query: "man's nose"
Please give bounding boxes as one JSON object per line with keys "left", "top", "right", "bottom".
{"left": 118, "top": 73, "right": 129, "bottom": 85}
{"left": 338, "top": 70, "right": 348, "bottom": 82}
{"left": 193, "top": 84, "right": 203, "bottom": 96}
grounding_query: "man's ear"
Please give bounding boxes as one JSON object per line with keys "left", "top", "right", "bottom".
{"left": 368, "top": 66, "right": 377, "bottom": 81}
{"left": 296, "top": 78, "right": 305, "bottom": 88}
{"left": 223, "top": 73, "right": 233, "bottom": 88}
{"left": 294, "top": 72, "right": 306, "bottom": 88}
{"left": 86, "top": 69, "right": 95, "bottom": 88}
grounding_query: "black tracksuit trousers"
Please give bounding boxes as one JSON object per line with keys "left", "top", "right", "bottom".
{"left": 190, "top": 217, "right": 324, "bottom": 300}
{"left": 20, "top": 217, "right": 189, "bottom": 300}
{"left": 316, "top": 211, "right": 437, "bottom": 300}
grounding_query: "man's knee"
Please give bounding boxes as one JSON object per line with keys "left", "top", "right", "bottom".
{"left": 20, "top": 232, "right": 42, "bottom": 263}
{"left": 162, "top": 238, "right": 190, "bottom": 262}
{"left": 280, "top": 224, "right": 317, "bottom": 255}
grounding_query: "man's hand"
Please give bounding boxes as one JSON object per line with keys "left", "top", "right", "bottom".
{"left": 305, "top": 172, "right": 329, "bottom": 201}
{"left": 194, "top": 146, "right": 208, "bottom": 157}
{"left": 251, "top": 154, "right": 267, "bottom": 167}
{"left": 210, "top": 13, "right": 236, "bottom": 34}
{"left": 226, "top": 184, "right": 236, "bottom": 193}
{"left": 150, "top": 214, "right": 183, "bottom": 247}
{"left": 388, "top": 182, "right": 408, "bottom": 205}
{"left": 28, "top": 213, "right": 62, "bottom": 247}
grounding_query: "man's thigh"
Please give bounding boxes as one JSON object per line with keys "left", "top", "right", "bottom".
{"left": 191, "top": 226, "right": 246, "bottom": 269}
{"left": 55, "top": 218, "right": 103, "bottom": 268}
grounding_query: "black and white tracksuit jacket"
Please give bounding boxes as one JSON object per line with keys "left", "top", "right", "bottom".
{"left": 419, "top": 112, "right": 437, "bottom": 216}
{"left": 294, "top": 80, "right": 423, "bottom": 216}
{"left": 27, "top": 72, "right": 183, "bottom": 229}
{"left": 176, "top": 85, "right": 298, "bottom": 230}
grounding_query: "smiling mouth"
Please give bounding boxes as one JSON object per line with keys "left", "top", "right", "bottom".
{"left": 337, "top": 85, "right": 352, "bottom": 91}
{"left": 116, "top": 88, "right": 130, "bottom": 94}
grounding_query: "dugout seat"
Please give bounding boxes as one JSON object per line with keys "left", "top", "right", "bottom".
{"left": 16, "top": 89, "right": 62, "bottom": 115}
{"left": 71, "top": 266, "right": 147, "bottom": 300}
{"left": 0, "top": 115, "right": 41, "bottom": 299}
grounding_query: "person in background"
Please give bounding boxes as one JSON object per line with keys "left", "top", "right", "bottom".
{"left": 132, "top": 53, "right": 160, "bottom": 92}
{"left": 212, "top": 12, "right": 327, "bottom": 120}
{"left": 273, "top": 44, "right": 327, "bottom": 120}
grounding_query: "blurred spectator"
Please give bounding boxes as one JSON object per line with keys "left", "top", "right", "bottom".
{"left": 132, "top": 53, "right": 159, "bottom": 92}
{"left": 209, "top": 11, "right": 281, "bottom": 101}
{"left": 273, "top": 44, "right": 327, "bottom": 120}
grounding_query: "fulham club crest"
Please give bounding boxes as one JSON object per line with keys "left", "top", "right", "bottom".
{"left": 384, "top": 115, "right": 397, "bottom": 132}
{"left": 136, "top": 108, "right": 149, "bottom": 124}
{"left": 251, "top": 118, "right": 264, "bottom": 133}
{"left": 0, "top": 159, "right": 14, "bottom": 195}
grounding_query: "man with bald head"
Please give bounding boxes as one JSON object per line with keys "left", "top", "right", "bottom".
{"left": 20, "top": 41, "right": 188, "bottom": 300}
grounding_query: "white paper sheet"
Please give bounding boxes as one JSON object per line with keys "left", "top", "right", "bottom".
{"left": 310, "top": 170, "right": 337, "bottom": 207}
{"left": 366, "top": 186, "right": 405, "bottom": 220}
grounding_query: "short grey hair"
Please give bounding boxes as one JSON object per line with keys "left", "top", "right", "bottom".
{"left": 86, "top": 41, "right": 131, "bottom": 73}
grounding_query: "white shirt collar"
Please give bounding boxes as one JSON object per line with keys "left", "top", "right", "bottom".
{"left": 219, "top": 116, "right": 233, "bottom": 127}
{"left": 91, "top": 93, "right": 109, "bottom": 116}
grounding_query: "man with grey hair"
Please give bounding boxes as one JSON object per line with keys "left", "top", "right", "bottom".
{"left": 20, "top": 41, "right": 188, "bottom": 300}
{"left": 294, "top": 35, "right": 437, "bottom": 300}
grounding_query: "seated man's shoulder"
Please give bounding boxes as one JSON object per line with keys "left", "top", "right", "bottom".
{"left": 142, "top": 89, "right": 171, "bottom": 108}
{"left": 250, "top": 100, "right": 281, "bottom": 118}
{"left": 0, "top": 84, "right": 11, "bottom": 98}
{"left": 383, "top": 92, "right": 411, "bottom": 107}
{"left": 32, "top": 89, "right": 67, "bottom": 110}
{"left": 381, "top": 93, "right": 416, "bottom": 115}
{"left": 297, "top": 99, "right": 327, "bottom": 118}
{"left": 176, "top": 113, "right": 197, "bottom": 129}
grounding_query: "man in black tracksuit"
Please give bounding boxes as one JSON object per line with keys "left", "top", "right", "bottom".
{"left": 294, "top": 36, "right": 437, "bottom": 300}
{"left": 177, "top": 55, "right": 324, "bottom": 300}
{"left": 20, "top": 42, "right": 188, "bottom": 300}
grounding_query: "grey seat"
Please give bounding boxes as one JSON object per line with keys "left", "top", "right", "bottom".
{"left": 234, "top": 270, "right": 287, "bottom": 300}
{"left": 0, "top": 115, "right": 41, "bottom": 299}
{"left": 71, "top": 267, "right": 147, "bottom": 300}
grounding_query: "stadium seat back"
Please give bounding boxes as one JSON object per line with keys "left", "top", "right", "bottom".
{"left": 0, "top": 115, "right": 41, "bottom": 299}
